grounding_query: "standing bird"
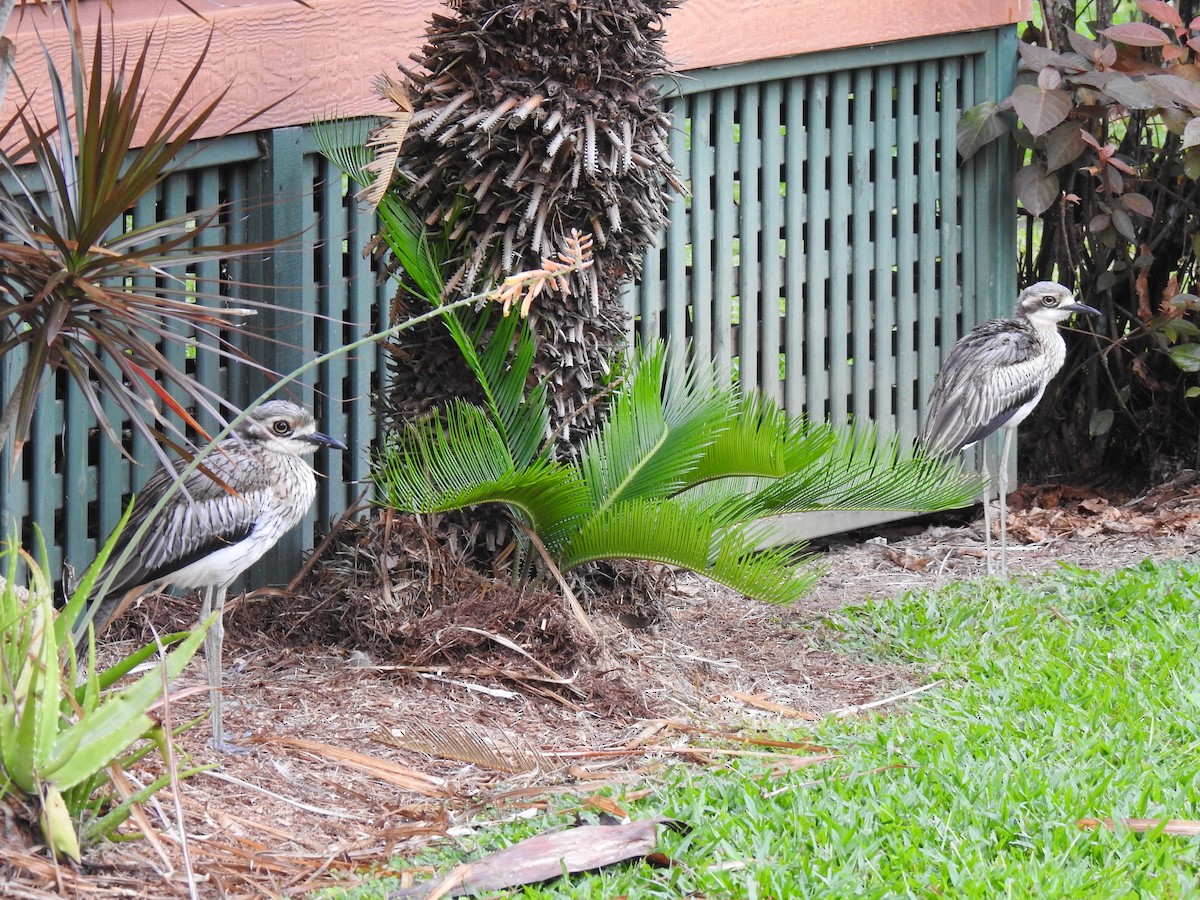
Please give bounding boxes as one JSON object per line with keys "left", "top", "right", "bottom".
{"left": 75, "top": 400, "right": 346, "bottom": 750}
{"left": 921, "top": 282, "right": 1099, "bottom": 575}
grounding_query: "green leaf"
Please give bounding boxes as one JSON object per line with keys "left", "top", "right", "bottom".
{"left": 1103, "top": 73, "right": 1157, "bottom": 110}
{"left": 558, "top": 497, "right": 821, "bottom": 605}
{"left": 1014, "top": 163, "right": 1060, "bottom": 216}
{"left": 373, "top": 401, "right": 588, "bottom": 551}
{"left": 1167, "top": 343, "right": 1200, "bottom": 372}
{"left": 688, "top": 391, "right": 835, "bottom": 485}
{"left": 577, "top": 344, "right": 733, "bottom": 516}
{"left": 1043, "top": 122, "right": 1087, "bottom": 172}
{"left": 726, "top": 425, "right": 982, "bottom": 521}
{"left": 1089, "top": 408, "right": 1115, "bottom": 437}
{"left": 957, "top": 101, "right": 1008, "bottom": 160}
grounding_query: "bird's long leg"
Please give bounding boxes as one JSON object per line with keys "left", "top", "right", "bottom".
{"left": 202, "top": 584, "right": 230, "bottom": 751}
{"left": 997, "top": 427, "right": 1014, "bottom": 578}
{"left": 980, "top": 446, "right": 993, "bottom": 576}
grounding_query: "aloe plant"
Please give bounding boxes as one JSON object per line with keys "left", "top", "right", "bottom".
{"left": 374, "top": 341, "right": 983, "bottom": 605}
{"left": 0, "top": 515, "right": 212, "bottom": 861}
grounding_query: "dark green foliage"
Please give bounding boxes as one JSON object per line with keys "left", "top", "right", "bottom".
{"left": 960, "top": 0, "right": 1200, "bottom": 484}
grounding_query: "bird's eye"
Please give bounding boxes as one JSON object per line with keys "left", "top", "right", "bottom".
{"left": 271, "top": 420, "right": 291, "bottom": 435}
{"left": 1041, "top": 294, "right": 1058, "bottom": 307}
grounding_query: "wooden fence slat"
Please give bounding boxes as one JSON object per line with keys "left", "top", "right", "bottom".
{"left": 689, "top": 91, "right": 715, "bottom": 366}
{"left": 872, "top": 64, "right": 898, "bottom": 435}
{"left": 760, "top": 79, "right": 784, "bottom": 401}
{"left": 666, "top": 96, "right": 691, "bottom": 352}
{"left": 917, "top": 60, "right": 941, "bottom": 414}
{"left": 850, "top": 67, "right": 875, "bottom": 424}
{"left": 712, "top": 86, "right": 738, "bottom": 382}
{"left": 738, "top": 82, "right": 762, "bottom": 395}
{"left": 827, "top": 70, "right": 852, "bottom": 423}
{"left": 783, "top": 77, "right": 807, "bottom": 417}
{"left": 894, "top": 62, "right": 919, "bottom": 440}
{"left": 804, "top": 73, "right": 831, "bottom": 421}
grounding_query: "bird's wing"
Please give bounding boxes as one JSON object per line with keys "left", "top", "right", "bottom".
{"left": 921, "top": 322, "right": 1042, "bottom": 453}
{"left": 95, "top": 445, "right": 275, "bottom": 599}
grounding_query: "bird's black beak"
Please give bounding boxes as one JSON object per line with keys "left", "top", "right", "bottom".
{"left": 1066, "top": 301, "right": 1101, "bottom": 317}
{"left": 305, "top": 431, "right": 348, "bottom": 451}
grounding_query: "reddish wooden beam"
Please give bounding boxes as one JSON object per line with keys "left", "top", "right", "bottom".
{"left": 0, "top": 0, "right": 1029, "bottom": 145}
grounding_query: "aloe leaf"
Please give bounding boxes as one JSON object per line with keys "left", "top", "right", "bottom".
{"left": 46, "top": 615, "right": 211, "bottom": 791}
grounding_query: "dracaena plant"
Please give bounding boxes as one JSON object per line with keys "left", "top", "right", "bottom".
{"left": 0, "top": 513, "right": 212, "bottom": 862}
{"left": 0, "top": 3, "right": 282, "bottom": 467}
{"left": 958, "top": 0, "right": 1200, "bottom": 483}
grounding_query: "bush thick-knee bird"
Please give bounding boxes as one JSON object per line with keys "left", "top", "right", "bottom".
{"left": 76, "top": 400, "right": 346, "bottom": 749}
{"left": 921, "top": 282, "right": 1099, "bottom": 574}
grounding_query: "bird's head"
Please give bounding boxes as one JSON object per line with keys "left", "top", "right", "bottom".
{"left": 1015, "top": 281, "right": 1101, "bottom": 326}
{"left": 237, "top": 401, "right": 348, "bottom": 456}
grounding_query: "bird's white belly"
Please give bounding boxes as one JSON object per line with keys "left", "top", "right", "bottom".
{"left": 159, "top": 465, "right": 314, "bottom": 590}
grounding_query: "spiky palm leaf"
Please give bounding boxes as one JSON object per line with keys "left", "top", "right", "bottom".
{"left": 0, "top": 13, "right": 283, "bottom": 465}
{"left": 575, "top": 343, "right": 734, "bottom": 513}
{"left": 372, "top": 340, "right": 982, "bottom": 605}
{"left": 373, "top": 400, "right": 587, "bottom": 550}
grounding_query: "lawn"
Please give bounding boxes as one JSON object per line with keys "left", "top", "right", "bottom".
{"left": 323, "top": 559, "right": 1200, "bottom": 898}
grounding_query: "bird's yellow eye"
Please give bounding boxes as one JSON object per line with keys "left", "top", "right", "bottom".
{"left": 1041, "top": 294, "right": 1057, "bottom": 307}
{"left": 271, "top": 420, "right": 291, "bottom": 435}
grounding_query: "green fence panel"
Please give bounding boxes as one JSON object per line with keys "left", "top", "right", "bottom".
{"left": 0, "top": 28, "right": 1017, "bottom": 588}
{"left": 627, "top": 30, "right": 1018, "bottom": 439}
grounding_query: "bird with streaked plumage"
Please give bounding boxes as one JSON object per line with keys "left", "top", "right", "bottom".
{"left": 75, "top": 400, "right": 346, "bottom": 750}
{"left": 921, "top": 282, "right": 1099, "bottom": 575}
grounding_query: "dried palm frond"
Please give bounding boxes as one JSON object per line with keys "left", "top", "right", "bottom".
{"left": 376, "top": 723, "right": 543, "bottom": 774}
{"left": 359, "top": 74, "right": 413, "bottom": 210}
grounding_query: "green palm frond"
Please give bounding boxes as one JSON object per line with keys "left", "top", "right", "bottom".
{"left": 559, "top": 497, "right": 820, "bottom": 605}
{"left": 373, "top": 400, "right": 588, "bottom": 549}
{"left": 726, "top": 422, "right": 983, "bottom": 521}
{"left": 687, "top": 390, "right": 836, "bottom": 485}
{"left": 577, "top": 343, "right": 734, "bottom": 514}
{"left": 472, "top": 309, "right": 549, "bottom": 466}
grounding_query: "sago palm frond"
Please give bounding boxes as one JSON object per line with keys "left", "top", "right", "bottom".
{"left": 725, "top": 423, "right": 983, "bottom": 521}
{"left": 558, "top": 497, "right": 820, "bottom": 605}
{"left": 577, "top": 343, "right": 734, "bottom": 514}
{"left": 686, "top": 390, "right": 837, "bottom": 485}
{"left": 373, "top": 400, "right": 588, "bottom": 549}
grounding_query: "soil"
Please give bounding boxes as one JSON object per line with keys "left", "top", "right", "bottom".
{"left": 4, "top": 472, "right": 1200, "bottom": 898}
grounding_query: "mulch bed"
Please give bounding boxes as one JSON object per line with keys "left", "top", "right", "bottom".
{"left": 5, "top": 472, "right": 1200, "bottom": 897}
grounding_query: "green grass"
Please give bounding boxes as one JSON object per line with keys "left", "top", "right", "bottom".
{"left": 318, "top": 560, "right": 1200, "bottom": 898}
